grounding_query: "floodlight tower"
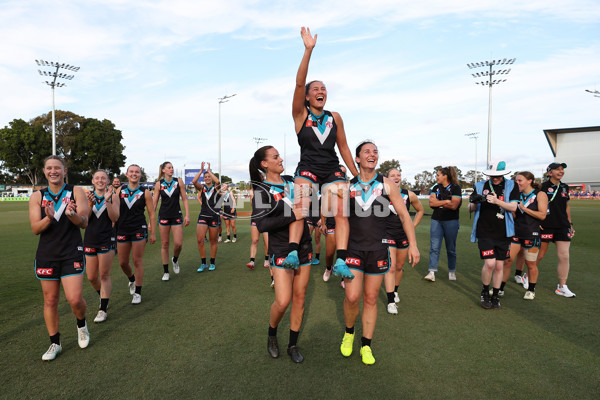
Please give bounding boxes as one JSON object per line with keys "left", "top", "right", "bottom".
{"left": 35, "top": 60, "right": 80, "bottom": 155}
{"left": 585, "top": 89, "right": 600, "bottom": 98}
{"left": 467, "top": 58, "right": 515, "bottom": 167}
{"left": 465, "top": 132, "right": 480, "bottom": 184}
{"left": 218, "top": 93, "right": 236, "bottom": 180}
{"left": 253, "top": 137, "right": 267, "bottom": 149}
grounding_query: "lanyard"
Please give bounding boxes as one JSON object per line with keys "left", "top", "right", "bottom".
{"left": 437, "top": 184, "right": 452, "bottom": 197}
{"left": 548, "top": 183, "right": 560, "bottom": 202}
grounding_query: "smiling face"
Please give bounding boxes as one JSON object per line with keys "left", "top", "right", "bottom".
{"left": 44, "top": 158, "right": 66, "bottom": 186}
{"left": 515, "top": 174, "right": 532, "bottom": 192}
{"left": 112, "top": 177, "right": 121, "bottom": 188}
{"left": 204, "top": 172, "right": 212, "bottom": 185}
{"left": 92, "top": 171, "right": 109, "bottom": 191}
{"left": 548, "top": 166, "right": 565, "bottom": 181}
{"left": 436, "top": 170, "right": 448, "bottom": 185}
{"left": 126, "top": 165, "right": 141, "bottom": 184}
{"left": 356, "top": 142, "right": 379, "bottom": 170}
{"left": 388, "top": 168, "right": 402, "bottom": 186}
{"left": 305, "top": 81, "right": 327, "bottom": 110}
{"left": 260, "top": 147, "right": 284, "bottom": 175}
{"left": 491, "top": 176, "right": 504, "bottom": 186}
{"left": 162, "top": 162, "right": 174, "bottom": 178}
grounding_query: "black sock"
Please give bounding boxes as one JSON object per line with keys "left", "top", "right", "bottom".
{"left": 201, "top": 258, "right": 206, "bottom": 265}
{"left": 288, "top": 242, "right": 299, "bottom": 253}
{"left": 234, "top": 234, "right": 237, "bottom": 238}
{"left": 482, "top": 284, "right": 489, "bottom": 293}
{"left": 96, "top": 290, "right": 101, "bottom": 296}
{"left": 394, "top": 285, "right": 399, "bottom": 292}
{"left": 76, "top": 318, "right": 86, "bottom": 328}
{"left": 315, "top": 253, "right": 320, "bottom": 259}
{"left": 128, "top": 274, "right": 136, "bottom": 283}
{"left": 227, "top": 235, "right": 231, "bottom": 240}
{"left": 163, "top": 264, "right": 169, "bottom": 273}
{"left": 50, "top": 332, "right": 60, "bottom": 345}
{"left": 492, "top": 288, "right": 500, "bottom": 297}
{"left": 135, "top": 286, "right": 142, "bottom": 295}
{"left": 345, "top": 326, "right": 354, "bottom": 335}
{"left": 515, "top": 270, "right": 523, "bottom": 277}
{"left": 288, "top": 329, "right": 299, "bottom": 348}
{"left": 250, "top": 258, "right": 255, "bottom": 263}
{"left": 100, "top": 298, "right": 109, "bottom": 312}
{"left": 210, "top": 258, "right": 215, "bottom": 265}
{"left": 172, "top": 256, "right": 178, "bottom": 263}
{"left": 386, "top": 292, "right": 395, "bottom": 304}
{"left": 264, "top": 256, "right": 269, "bottom": 261}
{"left": 268, "top": 325, "right": 277, "bottom": 337}
{"left": 528, "top": 282, "right": 536, "bottom": 292}
{"left": 337, "top": 249, "right": 347, "bottom": 260}
{"left": 500, "top": 281, "right": 506, "bottom": 291}
{"left": 326, "top": 265, "right": 332, "bottom": 270}
{"left": 361, "top": 336, "right": 372, "bottom": 347}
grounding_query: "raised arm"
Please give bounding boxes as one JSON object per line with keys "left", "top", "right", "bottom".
{"left": 192, "top": 163, "right": 205, "bottom": 190}
{"left": 293, "top": 27, "right": 317, "bottom": 130}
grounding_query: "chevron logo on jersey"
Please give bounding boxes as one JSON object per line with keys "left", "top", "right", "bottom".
{"left": 161, "top": 180, "right": 178, "bottom": 197}
{"left": 351, "top": 179, "right": 384, "bottom": 211}
{"left": 122, "top": 188, "right": 144, "bottom": 209}
{"left": 203, "top": 185, "right": 215, "bottom": 201}
{"left": 92, "top": 196, "right": 107, "bottom": 218}
{"left": 42, "top": 187, "right": 71, "bottom": 221}
{"left": 269, "top": 181, "right": 294, "bottom": 209}
{"left": 308, "top": 113, "right": 334, "bottom": 145}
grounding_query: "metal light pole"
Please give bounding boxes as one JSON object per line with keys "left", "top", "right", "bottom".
{"left": 35, "top": 60, "right": 80, "bottom": 155}
{"left": 218, "top": 93, "right": 236, "bottom": 180}
{"left": 465, "top": 132, "right": 479, "bottom": 184}
{"left": 585, "top": 89, "right": 600, "bottom": 98}
{"left": 467, "top": 58, "right": 515, "bottom": 167}
{"left": 253, "top": 137, "right": 267, "bottom": 149}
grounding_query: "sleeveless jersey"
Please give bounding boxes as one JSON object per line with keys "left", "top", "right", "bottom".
{"left": 514, "top": 189, "right": 542, "bottom": 240}
{"left": 222, "top": 191, "right": 235, "bottom": 214}
{"left": 199, "top": 184, "right": 221, "bottom": 217}
{"left": 158, "top": 178, "right": 182, "bottom": 219}
{"left": 297, "top": 109, "right": 339, "bottom": 169}
{"left": 251, "top": 176, "right": 311, "bottom": 255}
{"left": 348, "top": 174, "right": 390, "bottom": 251}
{"left": 84, "top": 192, "right": 116, "bottom": 248}
{"left": 386, "top": 188, "right": 410, "bottom": 236}
{"left": 540, "top": 181, "right": 570, "bottom": 229}
{"left": 117, "top": 186, "right": 148, "bottom": 234}
{"left": 36, "top": 184, "right": 83, "bottom": 260}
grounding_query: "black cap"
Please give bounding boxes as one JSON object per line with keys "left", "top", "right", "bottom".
{"left": 547, "top": 162, "right": 567, "bottom": 172}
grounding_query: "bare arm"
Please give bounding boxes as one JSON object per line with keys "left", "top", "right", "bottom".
{"left": 192, "top": 167, "right": 204, "bottom": 191}
{"left": 65, "top": 186, "right": 89, "bottom": 229}
{"left": 429, "top": 193, "right": 451, "bottom": 209}
{"left": 293, "top": 27, "right": 316, "bottom": 131}
{"left": 386, "top": 178, "right": 420, "bottom": 267}
{"left": 145, "top": 190, "right": 156, "bottom": 244}
{"left": 334, "top": 112, "right": 359, "bottom": 177}
{"left": 29, "top": 191, "right": 52, "bottom": 235}
{"left": 152, "top": 182, "right": 161, "bottom": 211}
{"left": 486, "top": 193, "right": 518, "bottom": 212}
{"left": 105, "top": 187, "right": 120, "bottom": 223}
{"left": 409, "top": 190, "right": 424, "bottom": 228}
{"left": 179, "top": 178, "right": 190, "bottom": 227}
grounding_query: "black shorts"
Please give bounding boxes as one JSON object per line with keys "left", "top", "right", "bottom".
{"left": 384, "top": 229, "right": 410, "bottom": 249}
{"left": 345, "top": 248, "right": 390, "bottom": 275}
{"left": 512, "top": 237, "right": 541, "bottom": 250}
{"left": 307, "top": 215, "right": 320, "bottom": 227}
{"left": 84, "top": 244, "right": 116, "bottom": 256}
{"left": 270, "top": 240, "right": 313, "bottom": 269}
{"left": 325, "top": 217, "right": 336, "bottom": 235}
{"left": 197, "top": 214, "right": 221, "bottom": 228}
{"left": 477, "top": 237, "right": 511, "bottom": 260}
{"left": 117, "top": 228, "right": 148, "bottom": 243}
{"left": 35, "top": 255, "right": 85, "bottom": 280}
{"left": 222, "top": 210, "right": 237, "bottom": 220}
{"left": 159, "top": 216, "right": 183, "bottom": 226}
{"left": 294, "top": 163, "right": 346, "bottom": 188}
{"left": 540, "top": 227, "right": 572, "bottom": 242}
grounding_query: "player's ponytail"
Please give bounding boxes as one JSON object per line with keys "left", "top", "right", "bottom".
{"left": 158, "top": 161, "right": 171, "bottom": 182}
{"left": 249, "top": 146, "right": 274, "bottom": 190}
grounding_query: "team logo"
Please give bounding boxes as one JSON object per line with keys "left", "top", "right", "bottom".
{"left": 335, "top": 172, "right": 344, "bottom": 177}
{"left": 377, "top": 260, "right": 388, "bottom": 268}
{"left": 136, "top": 232, "right": 143, "bottom": 238}
{"left": 482, "top": 249, "right": 495, "bottom": 257}
{"left": 308, "top": 253, "right": 313, "bottom": 261}
{"left": 160, "top": 219, "right": 168, "bottom": 224}
{"left": 117, "top": 235, "right": 127, "bottom": 241}
{"left": 345, "top": 257, "right": 361, "bottom": 266}
{"left": 300, "top": 171, "right": 317, "bottom": 181}
{"left": 382, "top": 239, "right": 396, "bottom": 245}
{"left": 74, "top": 262, "right": 82, "bottom": 269}
{"left": 36, "top": 268, "right": 53, "bottom": 276}
{"left": 327, "top": 228, "right": 335, "bottom": 234}
{"left": 541, "top": 233, "right": 553, "bottom": 240}
{"left": 198, "top": 219, "right": 206, "bottom": 224}
{"left": 276, "top": 258, "right": 286, "bottom": 266}
{"left": 483, "top": 189, "right": 489, "bottom": 195}
{"left": 84, "top": 247, "right": 95, "bottom": 254}
{"left": 548, "top": 187, "right": 554, "bottom": 193}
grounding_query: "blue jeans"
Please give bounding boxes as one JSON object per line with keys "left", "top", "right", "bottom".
{"left": 428, "top": 219, "right": 459, "bottom": 272}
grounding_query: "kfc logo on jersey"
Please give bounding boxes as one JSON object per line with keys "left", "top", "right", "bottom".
{"left": 345, "top": 257, "right": 361, "bottom": 266}
{"left": 117, "top": 235, "right": 127, "bottom": 241}
{"left": 85, "top": 247, "right": 95, "bottom": 254}
{"left": 541, "top": 233, "right": 553, "bottom": 240}
{"left": 482, "top": 249, "right": 495, "bottom": 257}
{"left": 382, "top": 239, "right": 396, "bottom": 245}
{"left": 160, "top": 219, "right": 168, "bottom": 224}
{"left": 300, "top": 171, "right": 317, "bottom": 181}
{"left": 276, "top": 258, "right": 286, "bottom": 266}
{"left": 36, "top": 268, "right": 53, "bottom": 276}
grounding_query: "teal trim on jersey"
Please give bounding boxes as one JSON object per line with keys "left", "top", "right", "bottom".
{"left": 308, "top": 109, "right": 330, "bottom": 135}
{"left": 355, "top": 176, "right": 380, "bottom": 203}
{"left": 47, "top": 183, "right": 66, "bottom": 198}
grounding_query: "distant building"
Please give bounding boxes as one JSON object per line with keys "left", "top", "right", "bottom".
{"left": 543, "top": 126, "right": 600, "bottom": 192}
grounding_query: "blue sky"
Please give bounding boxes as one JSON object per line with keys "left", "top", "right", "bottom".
{"left": 1, "top": 0, "right": 599, "bottom": 184}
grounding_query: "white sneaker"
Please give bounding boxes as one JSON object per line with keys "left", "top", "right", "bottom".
{"left": 42, "top": 343, "right": 62, "bottom": 361}
{"left": 387, "top": 303, "right": 398, "bottom": 315}
{"left": 128, "top": 281, "right": 135, "bottom": 295}
{"left": 555, "top": 284, "right": 576, "bottom": 298}
{"left": 323, "top": 268, "right": 332, "bottom": 282}
{"left": 264, "top": 260, "right": 270, "bottom": 268}
{"left": 340, "top": 280, "right": 345, "bottom": 289}
{"left": 224, "top": 239, "right": 231, "bottom": 243}
{"left": 523, "top": 291, "right": 535, "bottom": 300}
{"left": 522, "top": 273, "right": 529, "bottom": 290}
{"left": 270, "top": 278, "right": 275, "bottom": 288}
{"left": 132, "top": 293, "right": 142, "bottom": 304}
{"left": 218, "top": 236, "right": 222, "bottom": 243}
{"left": 162, "top": 273, "right": 170, "bottom": 281}
{"left": 514, "top": 275, "right": 524, "bottom": 285}
{"left": 394, "top": 292, "right": 400, "bottom": 303}
{"left": 172, "top": 257, "right": 180, "bottom": 274}
{"left": 232, "top": 238, "right": 237, "bottom": 243}
{"left": 449, "top": 271, "right": 456, "bottom": 281}
{"left": 94, "top": 310, "right": 107, "bottom": 323}
{"left": 77, "top": 323, "right": 90, "bottom": 348}
{"left": 424, "top": 271, "right": 435, "bottom": 282}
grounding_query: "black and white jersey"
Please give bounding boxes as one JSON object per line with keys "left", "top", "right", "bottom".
{"left": 540, "top": 181, "right": 570, "bottom": 229}
{"left": 297, "top": 109, "right": 339, "bottom": 170}
{"left": 199, "top": 184, "right": 221, "bottom": 217}
{"left": 348, "top": 174, "right": 390, "bottom": 251}
{"left": 158, "top": 178, "right": 182, "bottom": 219}
{"left": 84, "top": 192, "right": 116, "bottom": 248}
{"left": 117, "top": 186, "right": 148, "bottom": 235}
{"left": 514, "top": 189, "right": 542, "bottom": 240}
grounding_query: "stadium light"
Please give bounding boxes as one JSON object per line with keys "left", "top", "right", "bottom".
{"left": 467, "top": 58, "right": 515, "bottom": 166}
{"left": 218, "top": 93, "right": 236, "bottom": 180}
{"left": 35, "top": 59, "right": 80, "bottom": 155}
{"left": 465, "top": 132, "right": 480, "bottom": 184}
{"left": 253, "top": 137, "right": 267, "bottom": 149}
{"left": 585, "top": 89, "right": 600, "bottom": 98}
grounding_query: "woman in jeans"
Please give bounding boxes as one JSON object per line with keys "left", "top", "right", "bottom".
{"left": 424, "top": 167, "right": 462, "bottom": 282}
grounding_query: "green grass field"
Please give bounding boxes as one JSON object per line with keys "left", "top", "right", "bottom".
{"left": 1, "top": 199, "right": 599, "bottom": 399}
